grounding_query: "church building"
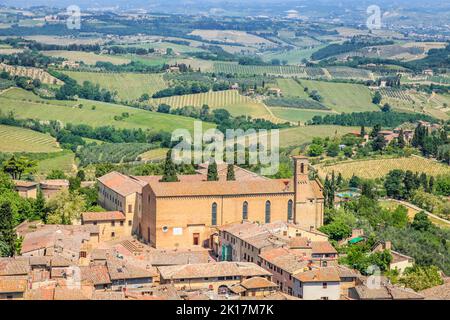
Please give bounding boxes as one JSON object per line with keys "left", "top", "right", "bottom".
{"left": 97, "top": 156, "right": 324, "bottom": 249}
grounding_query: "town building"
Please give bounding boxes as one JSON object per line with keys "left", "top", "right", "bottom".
{"left": 158, "top": 261, "right": 272, "bottom": 293}
{"left": 98, "top": 156, "right": 324, "bottom": 249}
{"left": 292, "top": 267, "right": 341, "bottom": 300}
{"left": 81, "top": 211, "right": 127, "bottom": 242}
{"left": 13, "top": 180, "right": 38, "bottom": 199}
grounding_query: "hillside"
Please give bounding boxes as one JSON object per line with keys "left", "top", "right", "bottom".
{"left": 0, "top": 88, "right": 215, "bottom": 133}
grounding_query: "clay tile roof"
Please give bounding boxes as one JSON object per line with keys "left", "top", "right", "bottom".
{"left": 14, "top": 180, "right": 38, "bottom": 188}
{"left": 288, "top": 237, "right": 310, "bottom": 248}
{"left": 81, "top": 265, "right": 111, "bottom": 286}
{"left": 311, "top": 241, "right": 337, "bottom": 254}
{"left": 420, "top": 279, "right": 450, "bottom": 300}
{"left": 97, "top": 171, "right": 145, "bottom": 196}
{"left": 82, "top": 211, "right": 125, "bottom": 222}
{"left": 107, "top": 259, "right": 158, "bottom": 281}
{"left": 259, "top": 248, "right": 310, "bottom": 273}
{"left": 146, "top": 179, "right": 294, "bottom": 197}
{"left": 53, "top": 287, "right": 91, "bottom": 300}
{"left": 92, "top": 291, "right": 125, "bottom": 300}
{"left": 241, "top": 277, "right": 278, "bottom": 290}
{"left": 0, "top": 277, "right": 28, "bottom": 293}
{"left": 294, "top": 267, "right": 341, "bottom": 283}
{"left": 0, "top": 258, "right": 30, "bottom": 276}
{"left": 40, "top": 179, "right": 69, "bottom": 188}
{"left": 158, "top": 262, "right": 271, "bottom": 280}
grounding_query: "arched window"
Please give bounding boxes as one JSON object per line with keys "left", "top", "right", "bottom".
{"left": 242, "top": 201, "right": 248, "bottom": 220}
{"left": 300, "top": 163, "right": 305, "bottom": 173}
{"left": 212, "top": 202, "right": 217, "bottom": 226}
{"left": 287, "top": 200, "right": 293, "bottom": 221}
{"left": 265, "top": 201, "right": 271, "bottom": 223}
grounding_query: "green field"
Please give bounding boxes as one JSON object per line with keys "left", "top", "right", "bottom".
{"left": 63, "top": 71, "right": 168, "bottom": 101}
{"left": 36, "top": 150, "right": 76, "bottom": 178}
{"left": 297, "top": 80, "right": 378, "bottom": 113}
{"left": 275, "top": 78, "right": 309, "bottom": 97}
{"left": 279, "top": 125, "right": 359, "bottom": 147}
{"left": 150, "top": 90, "right": 272, "bottom": 119}
{"left": 316, "top": 156, "right": 450, "bottom": 179}
{"left": 0, "top": 88, "right": 215, "bottom": 134}
{"left": 0, "top": 124, "right": 61, "bottom": 153}
{"left": 42, "top": 50, "right": 131, "bottom": 65}
{"left": 271, "top": 107, "right": 335, "bottom": 123}
{"left": 213, "top": 62, "right": 307, "bottom": 76}
{"left": 262, "top": 46, "right": 325, "bottom": 64}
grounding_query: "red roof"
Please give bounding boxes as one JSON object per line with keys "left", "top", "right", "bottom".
{"left": 82, "top": 211, "right": 125, "bottom": 222}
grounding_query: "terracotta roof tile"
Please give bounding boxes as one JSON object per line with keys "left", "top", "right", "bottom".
{"left": 82, "top": 211, "right": 125, "bottom": 222}
{"left": 146, "top": 179, "right": 294, "bottom": 197}
{"left": 294, "top": 267, "right": 341, "bottom": 282}
{"left": 241, "top": 277, "right": 278, "bottom": 290}
{"left": 311, "top": 241, "right": 337, "bottom": 254}
{"left": 0, "top": 277, "right": 28, "bottom": 293}
{"left": 158, "top": 262, "right": 271, "bottom": 280}
{"left": 97, "top": 171, "right": 146, "bottom": 196}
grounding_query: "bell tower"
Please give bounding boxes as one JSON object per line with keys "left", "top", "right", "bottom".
{"left": 292, "top": 155, "right": 321, "bottom": 228}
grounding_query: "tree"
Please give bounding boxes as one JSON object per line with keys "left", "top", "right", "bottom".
{"left": 46, "top": 169, "right": 67, "bottom": 180}
{"left": 399, "top": 265, "right": 443, "bottom": 291}
{"left": 33, "top": 189, "right": 47, "bottom": 222}
{"left": 226, "top": 164, "right": 235, "bottom": 181}
{"left": 308, "top": 144, "right": 324, "bottom": 157}
{"left": 349, "top": 174, "right": 361, "bottom": 188}
{"left": 76, "top": 170, "right": 86, "bottom": 182}
{"left": 160, "top": 149, "right": 179, "bottom": 182}
{"left": 372, "top": 91, "right": 382, "bottom": 104}
{"left": 370, "top": 124, "right": 381, "bottom": 139}
{"left": 360, "top": 125, "right": 366, "bottom": 137}
{"left": 326, "top": 142, "right": 340, "bottom": 157}
{"left": 411, "top": 211, "right": 433, "bottom": 232}
{"left": 397, "top": 129, "right": 406, "bottom": 149}
{"left": 207, "top": 159, "right": 219, "bottom": 181}
{"left": 2, "top": 156, "right": 37, "bottom": 180}
{"left": 0, "top": 202, "right": 17, "bottom": 257}
{"left": 46, "top": 190, "right": 86, "bottom": 225}
{"left": 384, "top": 170, "right": 405, "bottom": 199}
{"left": 372, "top": 134, "right": 387, "bottom": 152}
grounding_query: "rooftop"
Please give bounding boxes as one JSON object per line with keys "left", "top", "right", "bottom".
{"left": 82, "top": 211, "right": 126, "bottom": 222}
{"left": 294, "top": 267, "right": 341, "bottom": 283}
{"left": 158, "top": 262, "right": 272, "bottom": 280}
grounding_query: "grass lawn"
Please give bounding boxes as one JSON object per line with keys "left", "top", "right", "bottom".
{"left": 297, "top": 80, "right": 379, "bottom": 113}
{"left": 63, "top": 71, "right": 168, "bottom": 101}
{"left": 276, "top": 78, "right": 309, "bottom": 98}
{"left": 316, "top": 156, "right": 450, "bottom": 179}
{"left": 0, "top": 88, "right": 215, "bottom": 134}
{"left": 279, "top": 125, "right": 359, "bottom": 148}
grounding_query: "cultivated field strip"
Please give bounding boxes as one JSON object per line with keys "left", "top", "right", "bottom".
{"left": 0, "top": 124, "right": 61, "bottom": 153}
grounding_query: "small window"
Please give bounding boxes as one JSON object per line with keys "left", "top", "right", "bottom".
{"left": 111, "top": 232, "right": 115, "bottom": 238}
{"left": 128, "top": 220, "right": 132, "bottom": 226}
{"left": 120, "top": 221, "right": 124, "bottom": 226}
{"left": 265, "top": 201, "right": 271, "bottom": 223}
{"left": 322, "top": 282, "right": 327, "bottom": 289}
{"left": 287, "top": 200, "right": 293, "bottom": 221}
{"left": 128, "top": 204, "right": 132, "bottom": 213}
{"left": 242, "top": 201, "right": 248, "bottom": 220}
{"left": 211, "top": 202, "right": 217, "bottom": 226}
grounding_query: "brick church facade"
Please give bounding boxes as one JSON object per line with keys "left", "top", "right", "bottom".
{"left": 97, "top": 156, "right": 324, "bottom": 249}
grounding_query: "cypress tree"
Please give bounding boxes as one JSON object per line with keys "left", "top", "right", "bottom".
{"left": 397, "top": 129, "right": 406, "bottom": 149}
{"left": 207, "top": 159, "right": 219, "bottom": 181}
{"left": 34, "top": 189, "right": 47, "bottom": 222}
{"left": 226, "top": 164, "right": 235, "bottom": 181}
{"left": 0, "top": 202, "right": 17, "bottom": 257}
{"left": 160, "top": 150, "right": 179, "bottom": 182}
